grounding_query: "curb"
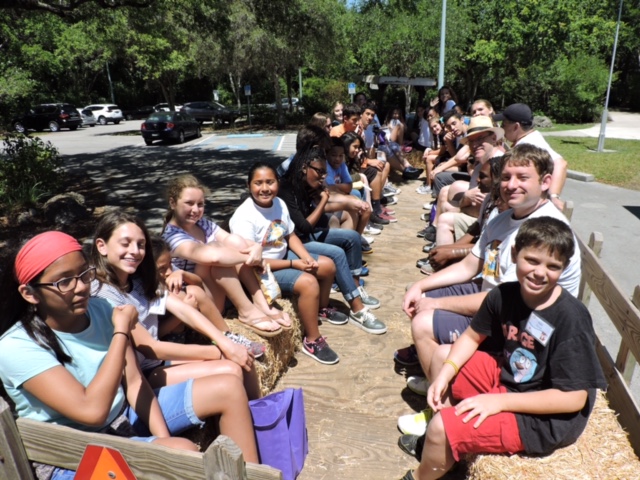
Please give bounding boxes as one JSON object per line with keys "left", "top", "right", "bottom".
{"left": 567, "top": 170, "right": 595, "bottom": 182}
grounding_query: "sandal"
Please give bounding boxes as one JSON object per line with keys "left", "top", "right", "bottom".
{"left": 268, "top": 310, "right": 293, "bottom": 330}
{"left": 238, "top": 316, "right": 283, "bottom": 337}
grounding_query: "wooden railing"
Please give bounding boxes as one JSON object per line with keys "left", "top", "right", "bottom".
{"left": 577, "top": 231, "right": 640, "bottom": 457}
{"left": 0, "top": 398, "right": 282, "bottom": 479}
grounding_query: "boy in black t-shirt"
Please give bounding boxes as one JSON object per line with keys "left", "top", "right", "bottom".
{"left": 399, "top": 216, "right": 606, "bottom": 480}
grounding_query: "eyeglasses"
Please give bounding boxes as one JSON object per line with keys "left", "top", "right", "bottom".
{"left": 468, "top": 132, "right": 493, "bottom": 146}
{"left": 31, "top": 267, "right": 96, "bottom": 293}
{"left": 307, "top": 164, "right": 328, "bottom": 177}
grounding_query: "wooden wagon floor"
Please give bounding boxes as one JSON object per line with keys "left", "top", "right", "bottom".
{"left": 277, "top": 177, "right": 465, "bottom": 480}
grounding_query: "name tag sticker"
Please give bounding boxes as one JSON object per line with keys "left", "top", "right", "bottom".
{"left": 148, "top": 290, "right": 168, "bottom": 315}
{"left": 525, "top": 312, "right": 555, "bottom": 347}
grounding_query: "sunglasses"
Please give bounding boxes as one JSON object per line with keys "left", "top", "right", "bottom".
{"left": 307, "top": 164, "right": 328, "bottom": 177}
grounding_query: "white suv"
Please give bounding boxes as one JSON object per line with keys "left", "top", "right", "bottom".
{"left": 83, "top": 104, "right": 124, "bottom": 125}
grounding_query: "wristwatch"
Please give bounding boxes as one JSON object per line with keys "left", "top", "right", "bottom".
{"left": 550, "top": 193, "right": 561, "bottom": 199}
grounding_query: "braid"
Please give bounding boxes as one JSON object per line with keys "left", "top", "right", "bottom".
{"left": 284, "top": 146, "right": 326, "bottom": 217}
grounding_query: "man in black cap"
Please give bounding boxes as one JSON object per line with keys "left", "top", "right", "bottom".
{"left": 494, "top": 103, "right": 567, "bottom": 210}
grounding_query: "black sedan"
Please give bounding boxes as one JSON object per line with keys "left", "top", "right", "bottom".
{"left": 140, "top": 112, "right": 201, "bottom": 145}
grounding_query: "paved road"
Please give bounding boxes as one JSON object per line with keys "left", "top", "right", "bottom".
{"left": 42, "top": 119, "right": 640, "bottom": 401}
{"left": 544, "top": 111, "right": 640, "bottom": 140}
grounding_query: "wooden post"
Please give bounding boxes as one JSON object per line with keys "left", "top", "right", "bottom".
{"left": 0, "top": 398, "right": 35, "bottom": 480}
{"left": 615, "top": 286, "right": 640, "bottom": 384}
{"left": 578, "top": 232, "right": 603, "bottom": 307}
{"left": 203, "top": 435, "right": 246, "bottom": 480}
{"left": 562, "top": 200, "right": 574, "bottom": 222}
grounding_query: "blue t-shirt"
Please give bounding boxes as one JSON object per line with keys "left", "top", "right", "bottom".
{"left": 325, "top": 162, "right": 352, "bottom": 186}
{"left": 0, "top": 298, "right": 126, "bottom": 431}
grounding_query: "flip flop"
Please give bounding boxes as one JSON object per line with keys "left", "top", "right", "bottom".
{"left": 268, "top": 310, "right": 293, "bottom": 330}
{"left": 238, "top": 317, "right": 283, "bottom": 337}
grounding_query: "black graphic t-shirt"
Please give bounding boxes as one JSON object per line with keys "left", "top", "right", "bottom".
{"left": 471, "top": 282, "right": 606, "bottom": 454}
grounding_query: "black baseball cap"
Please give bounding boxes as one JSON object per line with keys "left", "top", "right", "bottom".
{"left": 493, "top": 103, "right": 533, "bottom": 125}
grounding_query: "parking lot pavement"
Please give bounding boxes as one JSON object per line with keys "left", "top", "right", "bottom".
{"left": 39, "top": 121, "right": 293, "bottom": 157}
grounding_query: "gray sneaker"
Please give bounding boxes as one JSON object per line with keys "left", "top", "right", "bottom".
{"left": 349, "top": 308, "right": 387, "bottom": 335}
{"left": 358, "top": 286, "right": 380, "bottom": 309}
{"left": 224, "top": 331, "right": 265, "bottom": 359}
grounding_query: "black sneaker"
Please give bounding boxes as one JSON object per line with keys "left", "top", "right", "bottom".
{"left": 371, "top": 213, "right": 390, "bottom": 226}
{"left": 318, "top": 307, "right": 348, "bottom": 325}
{"left": 398, "top": 434, "right": 425, "bottom": 460}
{"left": 302, "top": 336, "right": 339, "bottom": 364}
{"left": 402, "top": 166, "right": 424, "bottom": 180}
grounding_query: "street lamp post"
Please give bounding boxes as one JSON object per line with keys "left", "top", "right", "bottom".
{"left": 597, "top": 0, "right": 624, "bottom": 152}
{"left": 438, "top": 0, "right": 447, "bottom": 89}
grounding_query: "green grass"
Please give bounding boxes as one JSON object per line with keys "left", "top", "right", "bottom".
{"left": 539, "top": 123, "right": 597, "bottom": 132}
{"left": 546, "top": 136, "right": 640, "bottom": 190}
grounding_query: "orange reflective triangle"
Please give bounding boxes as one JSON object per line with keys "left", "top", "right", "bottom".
{"left": 75, "top": 444, "right": 137, "bottom": 479}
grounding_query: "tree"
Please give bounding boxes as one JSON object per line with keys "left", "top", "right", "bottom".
{"left": 1, "top": 0, "right": 153, "bottom": 16}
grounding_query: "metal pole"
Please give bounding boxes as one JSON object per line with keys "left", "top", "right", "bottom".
{"left": 597, "top": 0, "right": 623, "bottom": 152}
{"left": 248, "top": 96, "right": 252, "bottom": 127}
{"left": 438, "top": 0, "right": 447, "bottom": 89}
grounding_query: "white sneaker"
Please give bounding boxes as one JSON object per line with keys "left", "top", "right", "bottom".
{"left": 362, "top": 235, "right": 375, "bottom": 244}
{"left": 397, "top": 408, "right": 434, "bottom": 436}
{"left": 416, "top": 184, "right": 432, "bottom": 195}
{"left": 385, "top": 182, "right": 402, "bottom": 194}
{"left": 422, "top": 202, "right": 433, "bottom": 210}
{"left": 407, "top": 376, "right": 429, "bottom": 396}
{"left": 364, "top": 224, "right": 382, "bottom": 235}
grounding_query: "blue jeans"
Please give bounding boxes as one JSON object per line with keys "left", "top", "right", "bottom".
{"left": 302, "top": 229, "right": 362, "bottom": 302}
{"left": 272, "top": 252, "right": 320, "bottom": 294}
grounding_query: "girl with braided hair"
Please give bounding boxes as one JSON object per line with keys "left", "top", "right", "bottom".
{"left": 277, "top": 145, "right": 388, "bottom": 335}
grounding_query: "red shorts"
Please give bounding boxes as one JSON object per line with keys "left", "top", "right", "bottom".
{"left": 440, "top": 351, "right": 524, "bottom": 461}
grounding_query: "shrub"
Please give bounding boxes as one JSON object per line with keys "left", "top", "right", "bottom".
{"left": 0, "top": 133, "right": 63, "bottom": 212}
{"left": 548, "top": 54, "right": 609, "bottom": 123}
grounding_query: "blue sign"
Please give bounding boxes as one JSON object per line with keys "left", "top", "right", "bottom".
{"left": 348, "top": 83, "right": 356, "bottom": 94}
{"left": 244, "top": 85, "right": 252, "bottom": 96}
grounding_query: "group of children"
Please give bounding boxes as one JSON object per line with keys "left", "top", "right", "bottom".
{"left": 0, "top": 95, "right": 607, "bottom": 480}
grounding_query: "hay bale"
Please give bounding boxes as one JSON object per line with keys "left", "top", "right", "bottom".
{"left": 226, "top": 297, "right": 303, "bottom": 396}
{"left": 466, "top": 390, "right": 640, "bottom": 479}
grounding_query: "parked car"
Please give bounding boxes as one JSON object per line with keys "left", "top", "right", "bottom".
{"left": 154, "top": 103, "right": 183, "bottom": 112}
{"left": 80, "top": 109, "right": 97, "bottom": 127}
{"left": 181, "top": 101, "right": 240, "bottom": 125}
{"left": 267, "top": 97, "right": 304, "bottom": 112}
{"left": 83, "top": 104, "right": 124, "bottom": 125}
{"left": 140, "top": 111, "right": 201, "bottom": 145}
{"left": 122, "top": 105, "right": 155, "bottom": 120}
{"left": 12, "top": 103, "right": 82, "bottom": 133}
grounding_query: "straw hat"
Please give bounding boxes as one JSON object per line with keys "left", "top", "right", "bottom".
{"left": 460, "top": 116, "right": 504, "bottom": 145}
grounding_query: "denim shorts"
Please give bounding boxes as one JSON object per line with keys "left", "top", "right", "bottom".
{"left": 50, "top": 379, "right": 203, "bottom": 480}
{"left": 272, "top": 251, "right": 320, "bottom": 295}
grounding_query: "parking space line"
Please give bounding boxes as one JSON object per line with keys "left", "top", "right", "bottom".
{"left": 272, "top": 135, "right": 284, "bottom": 151}
{"left": 227, "top": 134, "right": 264, "bottom": 138}
{"left": 193, "top": 134, "right": 216, "bottom": 146}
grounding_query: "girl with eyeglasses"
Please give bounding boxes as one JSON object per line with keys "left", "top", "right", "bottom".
{"left": 277, "top": 145, "right": 387, "bottom": 335}
{"left": 0, "top": 231, "right": 258, "bottom": 479}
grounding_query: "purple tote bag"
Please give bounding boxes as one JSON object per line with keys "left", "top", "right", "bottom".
{"left": 249, "top": 388, "right": 308, "bottom": 480}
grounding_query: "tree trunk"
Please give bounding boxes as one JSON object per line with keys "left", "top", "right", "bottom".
{"left": 229, "top": 72, "right": 242, "bottom": 110}
{"left": 273, "top": 72, "right": 285, "bottom": 130}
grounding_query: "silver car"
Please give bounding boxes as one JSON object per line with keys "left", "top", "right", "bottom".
{"left": 80, "top": 108, "right": 97, "bottom": 127}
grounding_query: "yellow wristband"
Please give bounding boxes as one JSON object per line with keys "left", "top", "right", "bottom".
{"left": 443, "top": 359, "right": 459, "bottom": 375}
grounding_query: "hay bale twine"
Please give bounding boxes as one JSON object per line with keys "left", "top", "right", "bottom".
{"left": 466, "top": 390, "right": 640, "bottom": 479}
{"left": 226, "top": 297, "right": 303, "bottom": 396}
